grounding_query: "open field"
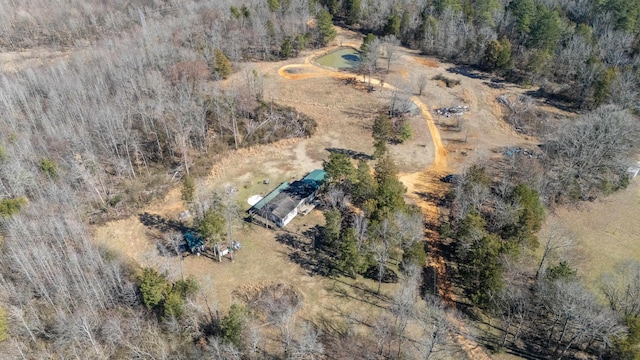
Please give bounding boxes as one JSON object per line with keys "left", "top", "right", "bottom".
{"left": 90, "top": 27, "right": 610, "bottom": 358}
{"left": 541, "top": 178, "right": 640, "bottom": 288}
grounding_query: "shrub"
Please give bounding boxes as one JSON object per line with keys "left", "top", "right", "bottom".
{"left": 398, "top": 123, "right": 412, "bottom": 142}
{"left": 432, "top": 74, "right": 460, "bottom": 87}
{"left": 0, "top": 197, "right": 27, "bottom": 217}
{"left": 163, "top": 291, "right": 185, "bottom": 319}
{"left": 138, "top": 267, "right": 169, "bottom": 309}
{"left": 181, "top": 175, "right": 196, "bottom": 204}
{"left": 221, "top": 304, "right": 247, "bottom": 347}
{"left": 281, "top": 36, "right": 293, "bottom": 59}
{"left": 0, "top": 305, "right": 7, "bottom": 342}
{"left": 174, "top": 276, "right": 199, "bottom": 299}
{"left": 402, "top": 240, "right": 426, "bottom": 268}
{"left": 214, "top": 49, "right": 232, "bottom": 79}
{"left": 40, "top": 157, "right": 57, "bottom": 177}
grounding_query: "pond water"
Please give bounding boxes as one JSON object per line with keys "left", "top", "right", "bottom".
{"left": 315, "top": 47, "right": 361, "bottom": 70}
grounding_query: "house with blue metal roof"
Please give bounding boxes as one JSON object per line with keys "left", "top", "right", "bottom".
{"left": 249, "top": 169, "right": 326, "bottom": 227}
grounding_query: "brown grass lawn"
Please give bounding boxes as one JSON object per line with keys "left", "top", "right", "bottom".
{"left": 94, "top": 202, "right": 402, "bottom": 326}
{"left": 93, "top": 27, "right": 586, "bottom": 359}
{"left": 541, "top": 179, "right": 640, "bottom": 289}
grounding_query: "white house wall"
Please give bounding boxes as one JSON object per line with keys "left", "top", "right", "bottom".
{"left": 280, "top": 208, "right": 298, "bottom": 227}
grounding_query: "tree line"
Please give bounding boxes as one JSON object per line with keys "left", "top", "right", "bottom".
{"left": 322, "top": 0, "right": 640, "bottom": 111}
{"left": 439, "top": 106, "right": 640, "bottom": 358}
{"left": 0, "top": 0, "right": 639, "bottom": 358}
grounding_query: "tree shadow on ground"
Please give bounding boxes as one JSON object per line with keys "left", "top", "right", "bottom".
{"left": 414, "top": 191, "right": 448, "bottom": 209}
{"left": 276, "top": 226, "right": 397, "bottom": 310}
{"left": 328, "top": 277, "right": 393, "bottom": 310}
{"left": 362, "top": 265, "right": 398, "bottom": 284}
{"left": 139, "top": 212, "right": 190, "bottom": 233}
{"left": 275, "top": 230, "right": 334, "bottom": 277}
{"left": 139, "top": 212, "right": 199, "bottom": 257}
{"left": 326, "top": 147, "right": 374, "bottom": 161}
{"left": 446, "top": 66, "right": 489, "bottom": 80}
{"left": 340, "top": 105, "right": 371, "bottom": 120}
{"left": 523, "top": 88, "right": 577, "bottom": 113}
{"left": 484, "top": 81, "right": 505, "bottom": 89}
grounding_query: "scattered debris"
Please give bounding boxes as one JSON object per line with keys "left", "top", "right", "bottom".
{"left": 503, "top": 147, "right": 538, "bottom": 158}
{"left": 435, "top": 105, "right": 469, "bottom": 117}
{"left": 344, "top": 77, "right": 357, "bottom": 85}
{"left": 441, "top": 174, "right": 462, "bottom": 184}
{"left": 178, "top": 210, "right": 191, "bottom": 221}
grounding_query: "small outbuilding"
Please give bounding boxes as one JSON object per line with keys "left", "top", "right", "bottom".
{"left": 184, "top": 232, "right": 205, "bottom": 254}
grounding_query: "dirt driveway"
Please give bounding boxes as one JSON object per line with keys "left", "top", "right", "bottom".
{"left": 93, "top": 27, "right": 545, "bottom": 359}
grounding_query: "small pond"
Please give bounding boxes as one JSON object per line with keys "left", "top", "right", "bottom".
{"left": 315, "top": 47, "right": 361, "bottom": 70}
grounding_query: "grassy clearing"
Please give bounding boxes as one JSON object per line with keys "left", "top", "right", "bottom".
{"left": 179, "top": 210, "right": 404, "bottom": 322}
{"left": 540, "top": 179, "right": 640, "bottom": 290}
{"left": 93, "top": 27, "right": 570, "bottom": 359}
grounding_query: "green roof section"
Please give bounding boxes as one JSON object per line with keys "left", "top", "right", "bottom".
{"left": 302, "top": 169, "right": 327, "bottom": 186}
{"left": 252, "top": 182, "right": 290, "bottom": 210}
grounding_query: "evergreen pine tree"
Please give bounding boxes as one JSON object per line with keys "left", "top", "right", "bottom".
{"left": 181, "top": 175, "right": 196, "bottom": 206}
{"left": 353, "top": 160, "right": 376, "bottom": 205}
{"left": 214, "top": 49, "right": 232, "bottom": 79}
{"left": 281, "top": 36, "right": 293, "bottom": 58}
{"left": 316, "top": 9, "right": 337, "bottom": 46}
{"left": 338, "top": 228, "right": 362, "bottom": 277}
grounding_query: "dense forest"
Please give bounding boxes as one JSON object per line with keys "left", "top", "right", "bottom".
{"left": 324, "top": 0, "right": 640, "bottom": 111}
{"left": 0, "top": 0, "right": 639, "bottom": 359}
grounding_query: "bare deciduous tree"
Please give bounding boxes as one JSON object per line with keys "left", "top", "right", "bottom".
{"left": 536, "top": 219, "right": 576, "bottom": 279}
{"left": 602, "top": 259, "right": 640, "bottom": 319}
{"left": 543, "top": 106, "right": 640, "bottom": 203}
{"left": 536, "top": 278, "right": 626, "bottom": 359}
{"left": 291, "top": 322, "right": 324, "bottom": 360}
{"left": 382, "top": 35, "right": 400, "bottom": 74}
{"left": 352, "top": 212, "right": 368, "bottom": 252}
{"left": 416, "top": 73, "right": 428, "bottom": 96}
{"left": 371, "top": 219, "right": 394, "bottom": 294}
{"left": 414, "top": 296, "right": 454, "bottom": 360}
{"left": 391, "top": 263, "right": 420, "bottom": 357}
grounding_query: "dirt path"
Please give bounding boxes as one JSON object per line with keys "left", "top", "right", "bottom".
{"left": 277, "top": 34, "right": 493, "bottom": 359}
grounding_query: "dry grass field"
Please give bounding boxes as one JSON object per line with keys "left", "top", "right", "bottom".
{"left": 91, "top": 27, "right": 624, "bottom": 359}
{"left": 541, "top": 178, "right": 640, "bottom": 289}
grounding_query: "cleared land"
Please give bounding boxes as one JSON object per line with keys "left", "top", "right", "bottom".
{"left": 91, "top": 27, "right": 628, "bottom": 359}
{"left": 541, "top": 178, "right": 640, "bottom": 287}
